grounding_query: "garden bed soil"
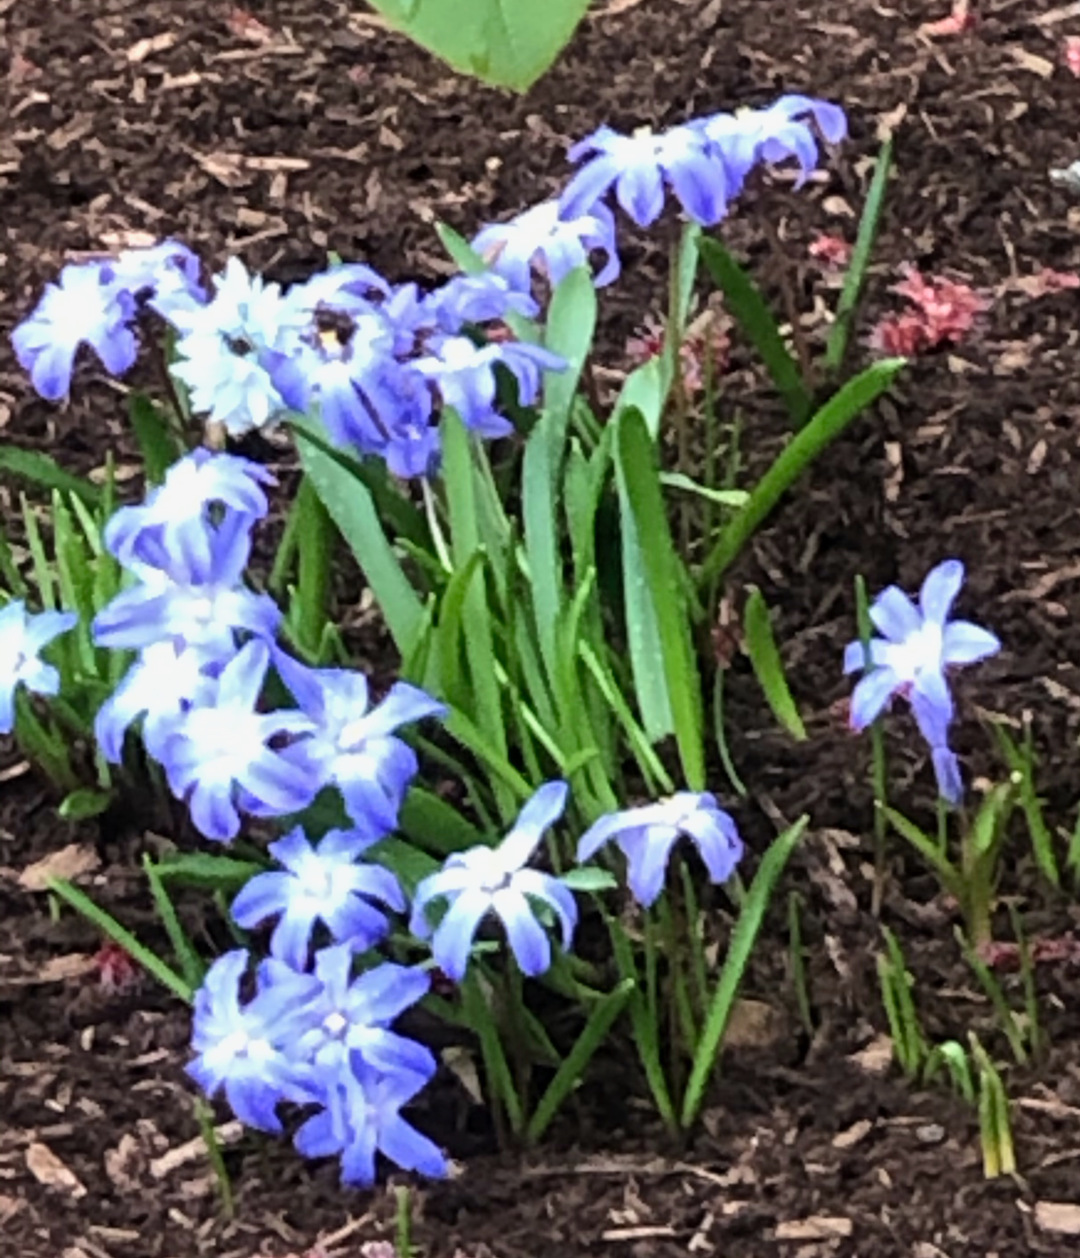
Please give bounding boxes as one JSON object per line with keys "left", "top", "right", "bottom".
{"left": 5, "top": 0, "right": 1080, "bottom": 1254}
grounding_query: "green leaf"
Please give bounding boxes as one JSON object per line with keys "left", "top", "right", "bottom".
{"left": 435, "top": 221, "right": 487, "bottom": 274}
{"left": 526, "top": 977, "right": 634, "bottom": 1143}
{"left": 615, "top": 407, "right": 704, "bottom": 789}
{"left": 882, "top": 806, "right": 962, "bottom": 896}
{"left": 0, "top": 447, "right": 102, "bottom": 506}
{"left": 699, "top": 358, "right": 906, "bottom": 585}
{"left": 442, "top": 411, "right": 512, "bottom": 819}
{"left": 743, "top": 586, "right": 806, "bottom": 740}
{"left": 47, "top": 876, "right": 192, "bottom": 1003}
{"left": 698, "top": 238, "right": 813, "bottom": 426}
{"left": 543, "top": 266, "right": 598, "bottom": 430}
{"left": 154, "top": 852, "right": 264, "bottom": 890}
{"left": 681, "top": 816, "right": 808, "bottom": 1128}
{"left": 398, "top": 786, "right": 487, "bottom": 856}
{"left": 366, "top": 836, "right": 440, "bottom": 896}
{"left": 144, "top": 857, "right": 206, "bottom": 989}
{"left": 366, "top": 0, "right": 591, "bottom": 91}
{"left": 825, "top": 135, "right": 894, "bottom": 375}
{"left": 660, "top": 472, "right": 748, "bottom": 508}
{"left": 128, "top": 394, "right": 182, "bottom": 484}
{"left": 58, "top": 788, "right": 113, "bottom": 821}
{"left": 559, "top": 866, "right": 618, "bottom": 893}
{"left": 294, "top": 431, "right": 424, "bottom": 656}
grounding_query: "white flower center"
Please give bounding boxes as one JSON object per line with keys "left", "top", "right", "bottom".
{"left": 882, "top": 622, "right": 944, "bottom": 683}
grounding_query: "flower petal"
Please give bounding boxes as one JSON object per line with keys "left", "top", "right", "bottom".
{"left": 919, "top": 559, "right": 965, "bottom": 625}
{"left": 430, "top": 887, "right": 490, "bottom": 981}
{"left": 494, "top": 888, "right": 551, "bottom": 976}
{"left": 849, "top": 667, "right": 899, "bottom": 731}
{"left": 869, "top": 586, "right": 921, "bottom": 642}
{"left": 942, "top": 620, "right": 1000, "bottom": 666}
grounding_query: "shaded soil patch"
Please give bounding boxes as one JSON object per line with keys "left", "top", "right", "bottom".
{"left": 5, "top": 0, "right": 1080, "bottom": 1255}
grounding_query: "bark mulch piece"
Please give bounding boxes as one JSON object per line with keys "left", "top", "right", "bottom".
{"left": 5, "top": 0, "right": 1080, "bottom": 1254}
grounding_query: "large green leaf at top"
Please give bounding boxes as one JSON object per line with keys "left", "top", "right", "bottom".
{"left": 367, "top": 0, "right": 592, "bottom": 91}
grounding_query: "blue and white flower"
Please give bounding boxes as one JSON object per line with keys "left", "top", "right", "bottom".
{"left": 0, "top": 601, "right": 78, "bottom": 734}
{"left": 231, "top": 828, "right": 406, "bottom": 969}
{"left": 473, "top": 198, "right": 620, "bottom": 292}
{"left": 577, "top": 791, "right": 743, "bottom": 908}
{"left": 410, "top": 781, "right": 578, "bottom": 980}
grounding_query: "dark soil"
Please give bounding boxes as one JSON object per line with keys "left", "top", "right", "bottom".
{"left": 5, "top": 0, "right": 1080, "bottom": 1254}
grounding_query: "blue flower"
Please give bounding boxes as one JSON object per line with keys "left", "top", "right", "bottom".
{"left": 12, "top": 263, "right": 139, "bottom": 400}
{"left": 187, "top": 949, "right": 320, "bottom": 1133}
{"left": 92, "top": 512, "right": 280, "bottom": 658}
{"left": 697, "top": 95, "right": 847, "bottom": 189}
{"left": 415, "top": 336, "right": 564, "bottom": 436}
{"left": 274, "top": 650, "right": 445, "bottom": 832}
{"left": 560, "top": 121, "right": 728, "bottom": 228}
{"left": 410, "top": 781, "right": 577, "bottom": 980}
{"left": 577, "top": 792, "right": 743, "bottom": 908}
{"left": 290, "top": 945, "right": 436, "bottom": 1083}
{"left": 154, "top": 640, "right": 317, "bottom": 841}
{"left": 294, "top": 1055, "right": 446, "bottom": 1187}
{"left": 94, "top": 641, "right": 215, "bottom": 763}
{"left": 103, "top": 448, "right": 274, "bottom": 574}
{"left": 426, "top": 272, "right": 538, "bottom": 331}
{"left": 843, "top": 559, "right": 1000, "bottom": 803}
{"left": 162, "top": 257, "right": 304, "bottom": 435}
{"left": 0, "top": 601, "right": 78, "bottom": 734}
{"left": 231, "top": 828, "right": 406, "bottom": 969}
{"left": 102, "top": 239, "right": 207, "bottom": 306}
{"left": 560, "top": 96, "right": 846, "bottom": 229}
{"left": 473, "top": 199, "right": 621, "bottom": 292}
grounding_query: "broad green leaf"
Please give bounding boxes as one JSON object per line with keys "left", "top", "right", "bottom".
{"left": 699, "top": 358, "right": 906, "bottom": 585}
{"left": 698, "top": 237, "right": 813, "bottom": 426}
{"left": 559, "top": 866, "right": 618, "bottom": 893}
{"left": 543, "top": 266, "right": 597, "bottom": 433}
{"left": 367, "top": 836, "right": 439, "bottom": 896}
{"left": 615, "top": 407, "right": 704, "bottom": 789}
{"left": 743, "top": 586, "right": 806, "bottom": 740}
{"left": 435, "top": 221, "right": 487, "bottom": 275}
{"left": 294, "top": 432, "right": 424, "bottom": 656}
{"left": 523, "top": 412, "right": 564, "bottom": 686}
{"left": 367, "top": 0, "right": 591, "bottom": 92}
{"left": 0, "top": 447, "right": 102, "bottom": 506}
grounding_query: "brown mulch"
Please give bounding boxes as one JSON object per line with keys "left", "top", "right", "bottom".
{"left": 6, "top": 0, "right": 1080, "bottom": 1255}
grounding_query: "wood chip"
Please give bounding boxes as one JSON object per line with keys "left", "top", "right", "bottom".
{"left": 26, "top": 1143, "right": 87, "bottom": 1198}
{"left": 126, "top": 32, "right": 177, "bottom": 62}
{"left": 775, "top": 1216, "right": 853, "bottom": 1241}
{"left": 832, "top": 1119, "right": 873, "bottom": 1149}
{"left": 18, "top": 843, "right": 100, "bottom": 891}
{"left": 1035, "top": 1201, "right": 1080, "bottom": 1235}
{"left": 1010, "top": 47, "right": 1056, "bottom": 77}
{"left": 149, "top": 1122, "right": 243, "bottom": 1178}
{"left": 849, "top": 1033, "right": 894, "bottom": 1074}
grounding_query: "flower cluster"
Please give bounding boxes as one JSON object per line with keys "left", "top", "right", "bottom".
{"left": 13, "top": 245, "right": 565, "bottom": 477}
{"left": 91, "top": 450, "right": 444, "bottom": 841}
{"left": 844, "top": 559, "right": 1000, "bottom": 802}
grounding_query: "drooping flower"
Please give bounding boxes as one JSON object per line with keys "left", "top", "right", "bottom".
{"left": 101, "top": 238, "right": 207, "bottom": 307}
{"left": 473, "top": 199, "right": 621, "bottom": 292}
{"left": 414, "top": 336, "right": 564, "bottom": 437}
{"left": 11, "top": 263, "right": 139, "bottom": 400}
{"left": 274, "top": 650, "right": 445, "bottom": 832}
{"left": 103, "top": 447, "right": 275, "bottom": 573}
{"left": 153, "top": 640, "right": 316, "bottom": 841}
{"left": 231, "top": 828, "right": 406, "bottom": 969}
{"left": 187, "top": 949, "right": 320, "bottom": 1133}
{"left": 843, "top": 559, "right": 1000, "bottom": 802}
{"left": 410, "top": 781, "right": 578, "bottom": 980}
{"left": 0, "top": 601, "right": 78, "bottom": 734}
{"left": 560, "top": 121, "right": 730, "bottom": 227}
{"left": 92, "top": 510, "right": 280, "bottom": 659}
{"left": 294, "top": 1054, "right": 446, "bottom": 1187}
{"left": 577, "top": 791, "right": 743, "bottom": 908}
{"left": 425, "top": 271, "right": 539, "bottom": 331}
{"left": 559, "top": 96, "right": 846, "bottom": 229}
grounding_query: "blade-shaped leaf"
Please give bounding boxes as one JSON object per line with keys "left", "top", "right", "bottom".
{"left": 616, "top": 407, "right": 704, "bottom": 789}
{"left": 743, "top": 586, "right": 806, "bottom": 740}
